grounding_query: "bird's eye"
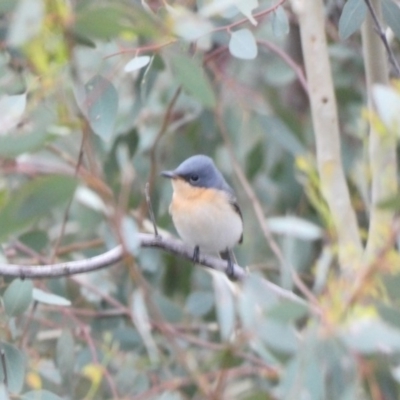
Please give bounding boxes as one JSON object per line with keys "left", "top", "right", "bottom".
{"left": 190, "top": 174, "right": 199, "bottom": 182}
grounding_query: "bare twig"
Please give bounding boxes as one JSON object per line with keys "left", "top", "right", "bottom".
{"left": 50, "top": 132, "right": 86, "bottom": 262}
{"left": 0, "top": 233, "right": 308, "bottom": 307}
{"left": 257, "top": 39, "right": 308, "bottom": 95}
{"left": 146, "top": 87, "right": 182, "bottom": 196}
{"left": 361, "top": 0, "right": 398, "bottom": 259}
{"left": 135, "top": 365, "right": 277, "bottom": 400}
{"left": 363, "top": 0, "right": 400, "bottom": 77}
{"left": 145, "top": 182, "right": 159, "bottom": 237}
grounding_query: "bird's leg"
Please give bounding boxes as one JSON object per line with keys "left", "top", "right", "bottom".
{"left": 225, "top": 248, "right": 235, "bottom": 280}
{"left": 192, "top": 245, "right": 200, "bottom": 264}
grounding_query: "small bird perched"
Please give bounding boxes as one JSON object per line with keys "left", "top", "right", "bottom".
{"left": 161, "top": 154, "right": 243, "bottom": 278}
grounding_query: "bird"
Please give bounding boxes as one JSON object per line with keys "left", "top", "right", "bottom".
{"left": 161, "top": 154, "right": 243, "bottom": 278}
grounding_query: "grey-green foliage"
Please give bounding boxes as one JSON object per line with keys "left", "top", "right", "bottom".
{"left": 0, "top": 0, "right": 399, "bottom": 399}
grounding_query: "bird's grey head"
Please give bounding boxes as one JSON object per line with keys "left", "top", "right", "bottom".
{"left": 161, "top": 155, "right": 233, "bottom": 193}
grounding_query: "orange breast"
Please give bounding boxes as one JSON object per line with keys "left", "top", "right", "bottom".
{"left": 168, "top": 178, "right": 243, "bottom": 253}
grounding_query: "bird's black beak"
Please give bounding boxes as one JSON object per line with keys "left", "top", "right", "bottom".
{"left": 161, "top": 170, "right": 177, "bottom": 179}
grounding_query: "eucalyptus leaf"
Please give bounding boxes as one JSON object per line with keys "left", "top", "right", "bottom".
{"left": 124, "top": 56, "right": 151, "bottom": 72}
{"left": 3, "top": 279, "right": 33, "bottom": 317}
{"left": 131, "top": 290, "right": 158, "bottom": 363}
{"left": 229, "top": 29, "right": 258, "bottom": 60}
{"left": 342, "top": 319, "right": 400, "bottom": 354}
{"left": 56, "top": 330, "right": 75, "bottom": 385}
{"left": 0, "top": 384, "right": 9, "bottom": 400}
{"left": 382, "top": 0, "right": 400, "bottom": 41}
{"left": 170, "top": 54, "right": 216, "bottom": 107}
{"left": 7, "top": 0, "right": 44, "bottom": 46}
{"left": 235, "top": 0, "right": 259, "bottom": 25}
{"left": 21, "top": 390, "right": 63, "bottom": 400}
{"left": 0, "top": 342, "right": 25, "bottom": 394}
{"left": 372, "top": 84, "right": 400, "bottom": 134}
{"left": 272, "top": 6, "right": 289, "bottom": 38}
{"left": 212, "top": 273, "right": 235, "bottom": 341}
{"left": 338, "top": 0, "right": 367, "bottom": 40}
{"left": 266, "top": 216, "right": 323, "bottom": 240}
{"left": 82, "top": 75, "right": 119, "bottom": 142}
{"left": 0, "top": 175, "right": 78, "bottom": 241}
{"left": 0, "top": 93, "right": 26, "bottom": 134}
{"left": 32, "top": 288, "right": 71, "bottom": 306}
{"left": 185, "top": 291, "right": 214, "bottom": 317}
{"left": 121, "top": 216, "right": 140, "bottom": 256}
{"left": 0, "top": 128, "right": 48, "bottom": 158}
{"left": 74, "top": 7, "right": 127, "bottom": 39}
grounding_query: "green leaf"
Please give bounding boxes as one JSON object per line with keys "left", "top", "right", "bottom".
{"left": 266, "top": 216, "right": 323, "bottom": 240}
{"left": 170, "top": 54, "right": 216, "bottom": 108}
{"left": 235, "top": 0, "right": 259, "bottom": 25}
{"left": 19, "top": 231, "right": 48, "bottom": 253}
{"left": 185, "top": 291, "right": 214, "bottom": 317}
{"left": 338, "top": 0, "right": 367, "bottom": 40}
{"left": 382, "top": 272, "right": 400, "bottom": 300}
{"left": 74, "top": 7, "right": 127, "bottom": 39}
{"left": 212, "top": 273, "right": 235, "bottom": 341}
{"left": 377, "top": 193, "right": 400, "bottom": 211}
{"left": 376, "top": 302, "right": 400, "bottom": 329}
{"left": 228, "top": 29, "right": 258, "bottom": 60}
{"left": 56, "top": 330, "right": 75, "bottom": 384}
{"left": 372, "top": 84, "right": 400, "bottom": 133}
{"left": 82, "top": 75, "right": 119, "bottom": 142}
{"left": 382, "top": 0, "right": 400, "bottom": 41}
{"left": 124, "top": 56, "right": 151, "bottom": 72}
{"left": 0, "top": 128, "right": 48, "bottom": 159}
{"left": 0, "top": 342, "right": 25, "bottom": 394}
{"left": 121, "top": 216, "right": 140, "bottom": 256}
{"left": 154, "top": 293, "right": 183, "bottom": 323}
{"left": 0, "top": 94, "right": 26, "bottom": 134}
{"left": 259, "top": 115, "right": 306, "bottom": 156}
{"left": 272, "top": 6, "right": 289, "bottom": 38}
{"left": 32, "top": 288, "right": 71, "bottom": 306}
{"left": 0, "top": 175, "right": 78, "bottom": 241}
{"left": 167, "top": 5, "right": 214, "bottom": 44}
{"left": 3, "top": 279, "right": 33, "bottom": 317}
{"left": 131, "top": 290, "right": 159, "bottom": 363}
{"left": 21, "top": 390, "right": 63, "bottom": 400}
{"left": 259, "top": 320, "right": 298, "bottom": 354}
{"left": 342, "top": 319, "right": 400, "bottom": 354}
{"left": 6, "top": 0, "right": 43, "bottom": 46}
{"left": 267, "top": 299, "right": 309, "bottom": 322}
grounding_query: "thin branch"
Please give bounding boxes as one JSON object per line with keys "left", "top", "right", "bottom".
{"left": 145, "top": 182, "right": 159, "bottom": 237}
{"left": 257, "top": 39, "right": 308, "bottom": 95}
{"left": 363, "top": 0, "right": 400, "bottom": 77}
{"left": 361, "top": 0, "right": 398, "bottom": 259}
{"left": 50, "top": 132, "right": 86, "bottom": 262}
{"left": 0, "top": 233, "right": 308, "bottom": 308}
{"left": 207, "top": 0, "right": 287, "bottom": 34}
{"left": 134, "top": 365, "right": 277, "bottom": 400}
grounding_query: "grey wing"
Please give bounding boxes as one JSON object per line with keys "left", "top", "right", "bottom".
{"left": 230, "top": 198, "right": 243, "bottom": 244}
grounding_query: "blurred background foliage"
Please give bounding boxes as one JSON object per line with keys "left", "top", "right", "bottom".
{"left": 1, "top": 0, "right": 400, "bottom": 399}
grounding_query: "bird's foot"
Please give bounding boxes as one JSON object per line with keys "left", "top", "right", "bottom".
{"left": 225, "top": 250, "right": 236, "bottom": 280}
{"left": 192, "top": 246, "right": 200, "bottom": 264}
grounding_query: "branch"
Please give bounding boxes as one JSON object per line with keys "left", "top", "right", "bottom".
{"left": 363, "top": 0, "right": 400, "bottom": 77}
{"left": 361, "top": 0, "right": 398, "bottom": 259}
{"left": 257, "top": 39, "right": 308, "bottom": 95}
{"left": 0, "top": 233, "right": 308, "bottom": 308}
{"left": 290, "top": 0, "right": 363, "bottom": 270}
